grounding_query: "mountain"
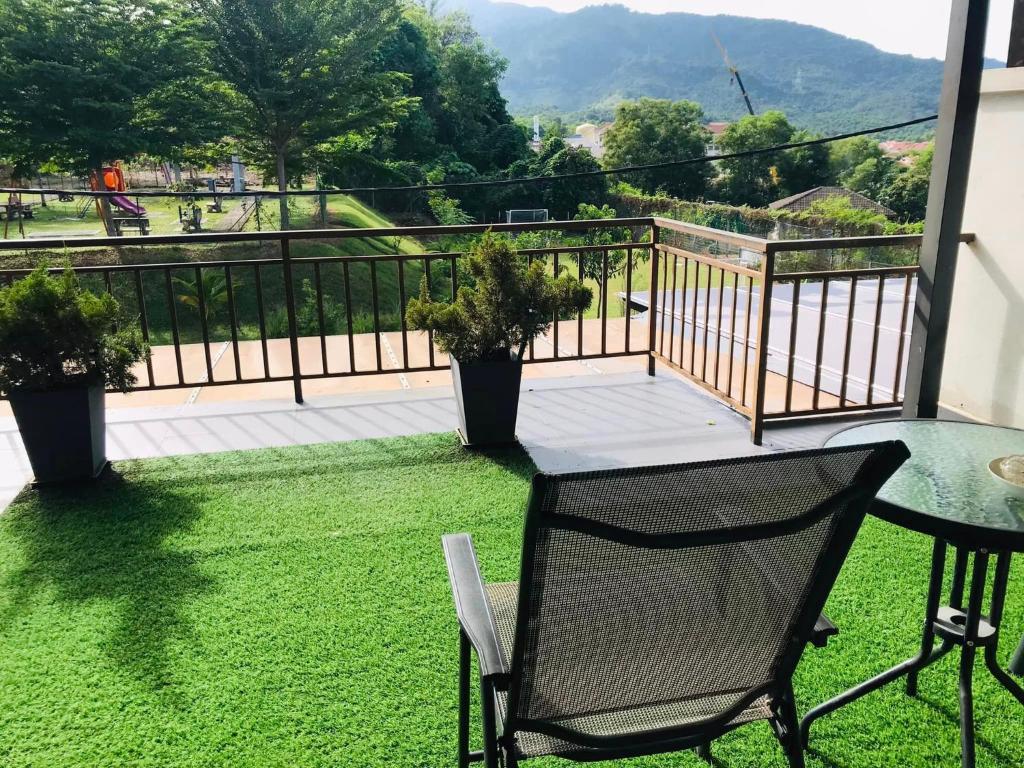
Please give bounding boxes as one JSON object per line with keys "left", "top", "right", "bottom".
{"left": 448, "top": 0, "right": 999, "bottom": 136}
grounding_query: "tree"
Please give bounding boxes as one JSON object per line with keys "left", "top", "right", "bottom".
{"left": 0, "top": 0, "right": 223, "bottom": 220}
{"left": 829, "top": 137, "right": 885, "bottom": 181}
{"left": 572, "top": 204, "right": 634, "bottom": 318}
{"left": 542, "top": 147, "right": 608, "bottom": 219}
{"left": 603, "top": 99, "right": 711, "bottom": 200}
{"left": 776, "top": 129, "right": 831, "bottom": 198}
{"left": 880, "top": 146, "right": 933, "bottom": 221}
{"left": 715, "top": 111, "right": 795, "bottom": 207}
{"left": 199, "top": 0, "right": 410, "bottom": 228}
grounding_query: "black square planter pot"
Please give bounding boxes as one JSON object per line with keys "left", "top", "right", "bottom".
{"left": 9, "top": 383, "right": 108, "bottom": 484}
{"left": 450, "top": 354, "right": 523, "bottom": 447}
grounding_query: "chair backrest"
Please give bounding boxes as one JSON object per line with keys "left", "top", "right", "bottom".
{"left": 504, "top": 441, "right": 908, "bottom": 748}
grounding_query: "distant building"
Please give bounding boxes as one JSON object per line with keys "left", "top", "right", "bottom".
{"left": 769, "top": 186, "right": 896, "bottom": 219}
{"left": 879, "top": 140, "right": 931, "bottom": 167}
{"left": 563, "top": 122, "right": 612, "bottom": 158}
{"left": 705, "top": 122, "right": 731, "bottom": 156}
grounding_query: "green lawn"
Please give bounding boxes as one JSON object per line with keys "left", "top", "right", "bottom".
{"left": 1, "top": 433, "right": 1022, "bottom": 767}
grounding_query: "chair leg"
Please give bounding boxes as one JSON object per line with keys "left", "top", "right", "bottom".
{"left": 480, "top": 678, "right": 500, "bottom": 768}
{"left": 777, "top": 687, "right": 806, "bottom": 768}
{"left": 459, "top": 631, "right": 471, "bottom": 768}
{"left": 695, "top": 741, "right": 712, "bottom": 763}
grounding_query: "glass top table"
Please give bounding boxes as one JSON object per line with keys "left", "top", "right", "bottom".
{"left": 803, "top": 419, "right": 1024, "bottom": 767}
{"left": 825, "top": 419, "right": 1024, "bottom": 551}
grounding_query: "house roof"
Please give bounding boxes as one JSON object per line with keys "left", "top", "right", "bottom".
{"left": 706, "top": 121, "right": 731, "bottom": 136}
{"left": 768, "top": 186, "right": 896, "bottom": 218}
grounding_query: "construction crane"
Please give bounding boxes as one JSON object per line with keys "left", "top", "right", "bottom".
{"left": 711, "top": 32, "right": 755, "bottom": 116}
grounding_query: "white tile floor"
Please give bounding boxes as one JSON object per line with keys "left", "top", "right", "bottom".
{"left": 1, "top": 366, "right": 844, "bottom": 512}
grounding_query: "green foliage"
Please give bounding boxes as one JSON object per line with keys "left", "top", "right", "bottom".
{"left": 715, "top": 111, "right": 795, "bottom": 206}
{"left": 198, "top": 0, "right": 412, "bottom": 224}
{"left": 0, "top": 0, "right": 224, "bottom": 174}
{"left": 173, "top": 271, "right": 235, "bottom": 323}
{"left": 405, "top": 232, "right": 592, "bottom": 362}
{"left": 603, "top": 99, "right": 711, "bottom": 199}
{"left": 427, "top": 191, "right": 474, "bottom": 226}
{"left": 267, "top": 279, "right": 345, "bottom": 338}
{"left": 0, "top": 266, "right": 149, "bottom": 393}
{"left": 611, "top": 187, "right": 925, "bottom": 239}
{"left": 879, "top": 146, "right": 933, "bottom": 222}
{"left": 541, "top": 146, "right": 608, "bottom": 219}
{"left": 329, "top": 5, "right": 530, "bottom": 197}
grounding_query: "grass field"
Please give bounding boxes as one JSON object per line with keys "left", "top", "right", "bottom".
{"left": 0, "top": 432, "right": 1022, "bottom": 767}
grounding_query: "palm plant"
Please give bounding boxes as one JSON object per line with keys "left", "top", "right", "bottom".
{"left": 173, "top": 271, "right": 235, "bottom": 323}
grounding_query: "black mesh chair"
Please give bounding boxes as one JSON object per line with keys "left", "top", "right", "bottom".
{"left": 442, "top": 442, "right": 908, "bottom": 768}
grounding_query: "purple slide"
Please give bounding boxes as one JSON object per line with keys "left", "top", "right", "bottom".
{"left": 110, "top": 194, "right": 147, "bottom": 216}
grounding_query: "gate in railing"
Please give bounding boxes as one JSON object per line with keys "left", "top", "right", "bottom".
{"left": 0, "top": 218, "right": 931, "bottom": 444}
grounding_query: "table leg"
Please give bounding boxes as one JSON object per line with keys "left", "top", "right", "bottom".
{"left": 909, "top": 543, "right": 966, "bottom": 695}
{"left": 984, "top": 554, "right": 1024, "bottom": 703}
{"left": 958, "top": 549, "right": 988, "bottom": 768}
{"left": 801, "top": 538, "right": 947, "bottom": 748}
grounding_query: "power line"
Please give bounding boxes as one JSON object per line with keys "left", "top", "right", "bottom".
{"left": 2, "top": 114, "right": 937, "bottom": 199}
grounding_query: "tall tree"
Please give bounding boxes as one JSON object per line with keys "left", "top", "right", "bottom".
{"left": 715, "top": 111, "right": 796, "bottom": 207}
{"left": 0, "top": 0, "right": 220, "bottom": 178}
{"left": 199, "top": 0, "right": 410, "bottom": 228}
{"left": 602, "top": 99, "right": 711, "bottom": 200}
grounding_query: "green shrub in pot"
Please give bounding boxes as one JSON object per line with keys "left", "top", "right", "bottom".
{"left": 406, "top": 233, "right": 592, "bottom": 445}
{"left": 0, "top": 266, "right": 150, "bottom": 483}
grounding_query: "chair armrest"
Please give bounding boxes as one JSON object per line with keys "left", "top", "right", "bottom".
{"left": 810, "top": 613, "right": 838, "bottom": 648}
{"left": 442, "top": 533, "right": 509, "bottom": 681}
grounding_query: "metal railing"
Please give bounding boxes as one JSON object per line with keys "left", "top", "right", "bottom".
{"left": 0, "top": 219, "right": 653, "bottom": 406}
{"left": 0, "top": 218, "right": 953, "bottom": 443}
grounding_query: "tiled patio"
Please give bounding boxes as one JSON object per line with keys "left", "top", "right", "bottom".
{"left": 2, "top": 362, "right": 873, "bottom": 512}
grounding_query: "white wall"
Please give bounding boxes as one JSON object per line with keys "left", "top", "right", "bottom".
{"left": 941, "top": 67, "right": 1024, "bottom": 427}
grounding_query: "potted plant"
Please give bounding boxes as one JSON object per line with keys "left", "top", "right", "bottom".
{"left": 406, "top": 233, "right": 592, "bottom": 446}
{"left": 0, "top": 266, "right": 149, "bottom": 483}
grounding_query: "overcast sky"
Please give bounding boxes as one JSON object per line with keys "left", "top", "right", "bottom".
{"left": 509, "top": 1, "right": 1014, "bottom": 61}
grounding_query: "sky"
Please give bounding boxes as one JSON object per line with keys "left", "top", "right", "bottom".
{"left": 506, "top": 1, "right": 1014, "bottom": 61}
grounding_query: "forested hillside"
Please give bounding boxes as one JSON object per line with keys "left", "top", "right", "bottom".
{"left": 451, "top": 0, "right": 1000, "bottom": 135}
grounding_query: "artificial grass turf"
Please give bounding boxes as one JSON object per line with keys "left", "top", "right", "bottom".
{"left": 0, "top": 433, "right": 1020, "bottom": 767}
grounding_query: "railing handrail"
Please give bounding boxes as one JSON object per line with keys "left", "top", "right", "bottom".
{"left": 655, "top": 242, "right": 762, "bottom": 280}
{"left": 766, "top": 234, "right": 925, "bottom": 253}
{"left": 772, "top": 265, "right": 921, "bottom": 281}
{"left": 0, "top": 217, "right": 655, "bottom": 252}
{"left": 0, "top": 241, "right": 658, "bottom": 276}
{"left": 652, "top": 216, "right": 770, "bottom": 252}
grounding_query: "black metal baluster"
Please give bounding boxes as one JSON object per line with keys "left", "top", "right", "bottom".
{"left": 343, "top": 261, "right": 356, "bottom": 373}
{"left": 424, "top": 257, "right": 435, "bottom": 368}
{"left": 254, "top": 264, "right": 271, "bottom": 380}
{"left": 314, "top": 262, "right": 329, "bottom": 375}
{"left": 839, "top": 277, "right": 859, "bottom": 407}
{"left": 164, "top": 268, "right": 185, "bottom": 385}
{"left": 224, "top": 265, "right": 242, "bottom": 381}
{"left": 194, "top": 266, "right": 214, "bottom": 384}
{"left": 812, "top": 278, "right": 830, "bottom": 411}
{"left": 866, "top": 275, "right": 887, "bottom": 405}
{"left": 784, "top": 280, "right": 801, "bottom": 414}
{"left": 713, "top": 267, "right": 726, "bottom": 390}
{"left": 370, "top": 260, "right": 382, "bottom": 371}
{"left": 398, "top": 258, "right": 409, "bottom": 369}
{"left": 601, "top": 249, "right": 609, "bottom": 356}
{"left": 893, "top": 273, "right": 914, "bottom": 402}
{"left": 726, "top": 272, "right": 739, "bottom": 399}
{"left": 133, "top": 268, "right": 154, "bottom": 387}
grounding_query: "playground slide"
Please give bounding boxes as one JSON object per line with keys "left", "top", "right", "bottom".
{"left": 110, "top": 194, "right": 147, "bottom": 216}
